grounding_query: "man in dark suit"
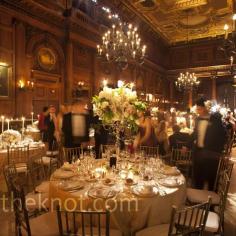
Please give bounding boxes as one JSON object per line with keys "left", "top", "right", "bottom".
{"left": 190, "top": 98, "right": 227, "bottom": 190}
{"left": 169, "top": 124, "right": 190, "bottom": 149}
{"left": 62, "top": 100, "right": 90, "bottom": 149}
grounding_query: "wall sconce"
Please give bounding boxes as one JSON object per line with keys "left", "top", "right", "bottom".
{"left": 17, "top": 79, "right": 34, "bottom": 91}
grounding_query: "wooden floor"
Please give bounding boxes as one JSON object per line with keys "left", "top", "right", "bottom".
{"left": 0, "top": 153, "right": 236, "bottom": 236}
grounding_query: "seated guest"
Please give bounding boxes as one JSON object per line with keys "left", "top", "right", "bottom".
{"left": 169, "top": 124, "right": 190, "bottom": 149}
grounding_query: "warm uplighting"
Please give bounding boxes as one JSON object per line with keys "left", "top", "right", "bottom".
{"left": 0, "top": 62, "right": 8, "bottom": 67}
{"left": 17, "top": 79, "right": 34, "bottom": 91}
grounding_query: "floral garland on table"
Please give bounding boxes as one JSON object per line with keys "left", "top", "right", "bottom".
{"left": 0, "top": 129, "right": 21, "bottom": 149}
{"left": 92, "top": 83, "right": 146, "bottom": 134}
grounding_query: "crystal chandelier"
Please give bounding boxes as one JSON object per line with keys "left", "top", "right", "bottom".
{"left": 175, "top": 11, "right": 200, "bottom": 91}
{"left": 97, "top": 22, "right": 146, "bottom": 70}
{"left": 175, "top": 72, "right": 200, "bottom": 91}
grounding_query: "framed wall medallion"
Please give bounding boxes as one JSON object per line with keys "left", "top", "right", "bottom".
{"left": 0, "top": 64, "right": 11, "bottom": 97}
{"left": 37, "top": 47, "right": 56, "bottom": 71}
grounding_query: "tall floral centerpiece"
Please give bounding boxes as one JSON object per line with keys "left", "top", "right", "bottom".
{"left": 92, "top": 81, "right": 146, "bottom": 155}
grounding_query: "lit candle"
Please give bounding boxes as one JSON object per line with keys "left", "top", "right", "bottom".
{"left": 224, "top": 24, "right": 229, "bottom": 39}
{"left": 1, "top": 116, "right": 5, "bottom": 133}
{"left": 37, "top": 114, "right": 40, "bottom": 120}
{"left": 6, "top": 118, "right": 10, "bottom": 130}
{"left": 233, "top": 14, "right": 236, "bottom": 31}
{"left": 189, "top": 115, "right": 193, "bottom": 130}
{"left": 117, "top": 80, "right": 124, "bottom": 88}
{"left": 22, "top": 117, "right": 25, "bottom": 132}
{"left": 31, "top": 112, "right": 34, "bottom": 125}
{"left": 130, "top": 82, "right": 134, "bottom": 90}
{"left": 103, "top": 79, "right": 108, "bottom": 88}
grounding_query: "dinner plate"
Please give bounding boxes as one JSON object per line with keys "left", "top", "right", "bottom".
{"left": 60, "top": 181, "right": 85, "bottom": 191}
{"left": 61, "top": 164, "right": 74, "bottom": 171}
{"left": 52, "top": 170, "right": 76, "bottom": 179}
{"left": 88, "top": 187, "right": 117, "bottom": 199}
{"left": 158, "top": 178, "right": 183, "bottom": 188}
{"left": 160, "top": 166, "right": 180, "bottom": 176}
{"left": 132, "top": 185, "right": 159, "bottom": 198}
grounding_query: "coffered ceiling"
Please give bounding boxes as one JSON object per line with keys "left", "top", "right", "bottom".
{"left": 115, "top": 0, "right": 234, "bottom": 44}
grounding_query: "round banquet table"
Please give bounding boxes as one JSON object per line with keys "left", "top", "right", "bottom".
{"left": 0, "top": 143, "right": 45, "bottom": 191}
{"left": 49, "top": 159, "right": 186, "bottom": 236}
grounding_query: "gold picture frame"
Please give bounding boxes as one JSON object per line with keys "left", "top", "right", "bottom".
{"left": 37, "top": 47, "right": 56, "bottom": 71}
{"left": 0, "top": 64, "right": 11, "bottom": 98}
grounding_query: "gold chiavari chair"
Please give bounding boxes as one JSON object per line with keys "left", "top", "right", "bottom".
{"left": 56, "top": 205, "right": 122, "bottom": 236}
{"left": 11, "top": 178, "right": 58, "bottom": 236}
{"left": 139, "top": 146, "right": 159, "bottom": 158}
{"left": 187, "top": 159, "right": 233, "bottom": 205}
{"left": 136, "top": 198, "right": 212, "bottom": 236}
{"left": 7, "top": 145, "right": 30, "bottom": 173}
{"left": 62, "top": 146, "right": 83, "bottom": 163}
{"left": 170, "top": 148, "right": 192, "bottom": 179}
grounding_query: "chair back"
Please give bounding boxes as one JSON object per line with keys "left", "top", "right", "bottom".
{"left": 56, "top": 205, "right": 110, "bottom": 236}
{"left": 139, "top": 146, "right": 159, "bottom": 158}
{"left": 214, "top": 157, "right": 234, "bottom": 191}
{"left": 170, "top": 148, "right": 192, "bottom": 166}
{"left": 7, "top": 145, "right": 29, "bottom": 166}
{"left": 62, "top": 146, "right": 83, "bottom": 163}
{"left": 216, "top": 172, "right": 230, "bottom": 234}
{"left": 11, "top": 178, "right": 31, "bottom": 236}
{"left": 168, "top": 197, "right": 211, "bottom": 236}
{"left": 3, "top": 165, "right": 17, "bottom": 194}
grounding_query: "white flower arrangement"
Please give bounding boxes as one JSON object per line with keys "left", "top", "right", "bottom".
{"left": 92, "top": 83, "right": 146, "bottom": 132}
{"left": 0, "top": 129, "right": 21, "bottom": 149}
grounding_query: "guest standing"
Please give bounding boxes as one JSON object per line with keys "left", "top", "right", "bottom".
{"left": 133, "top": 110, "right": 156, "bottom": 149}
{"left": 190, "top": 98, "right": 226, "bottom": 190}
{"left": 155, "top": 120, "right": 169, "bottom": 155}
{"left": 38, "top": 106, "right": 49, "bottom": 143}
{"left": 62, "top": 100, "right": 90, "bottom": 149}
{"left": 44, "top": 105, "right": 57, "bottom": 151}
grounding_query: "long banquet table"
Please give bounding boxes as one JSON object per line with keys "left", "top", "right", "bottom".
{"left": 49, "top": 158, "right": 186, "bottom": 236}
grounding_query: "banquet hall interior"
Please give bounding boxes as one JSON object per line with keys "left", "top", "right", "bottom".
{"left": 1, "top": 0, "right": 236, "bottom": 235}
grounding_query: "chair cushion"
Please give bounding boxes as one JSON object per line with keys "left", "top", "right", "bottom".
{"left": 177, "top": 208, "right": 219, "bottom": 234}
{"left": 15, "top": 163, "right": 28, "bottom": 173}
{"left": 187, "top": 188, "right": 220, "bottom": 205}
{"left": 26, "top": 192, "right": 49, "bottom": 211}
{"left": 76, "top": 227, "right": 122, "bottom": 236}
{"left": 46, "top": 151, "right": 59, "bottom": 156}
{"left": 30, "top": 212, "right": 58, "bottom": 236}
{"left": 42, "top": 156, "right": 58, "bottom": 165}
{"left": 205, "top": 211, "right": 220, "bottom": 233}
{"left": 136, "top": 224, "right": 169, "bottom": 236}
